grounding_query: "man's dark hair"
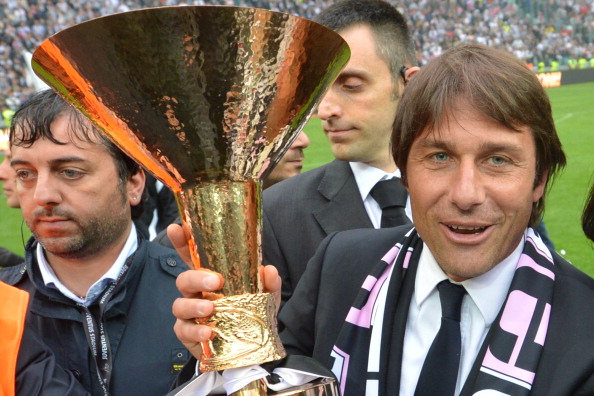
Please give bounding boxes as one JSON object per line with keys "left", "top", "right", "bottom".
{"left": 391, "top": 43, "right": 566, "bottom": 226}
{"left": 9, "top": 89, "right": 143, "bottom": 218}
{"left": 315, "top": 0, "right": 417, "bottom": 83}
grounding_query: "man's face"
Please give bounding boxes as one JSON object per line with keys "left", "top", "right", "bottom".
{"left": 317, "top": 24, "right": 400, "bottom": 172}
{"left": 264, "top": 132, "right": 310, "bottom": 189}
{"left": 406, "top": 103, "right": 547, "bottom": 281}
{"left": 0, "top": 147, "right": 19, "bottom": 208}
{"left": 11, "top": 114, "right": 144, "bottom": 260}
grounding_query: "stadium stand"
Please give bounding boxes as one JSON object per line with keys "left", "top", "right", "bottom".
{"left": 0, "top": 0, "right": 593, "bottom": 115}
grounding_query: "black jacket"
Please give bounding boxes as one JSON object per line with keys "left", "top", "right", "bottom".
{"left": 262, "top": 159, "right": 372, "bottom": 303}
{"left": 0, "top": 246, "right": 23, "bottom": 267}
{"left": 17, "top": 324, "right": 90, "bottom": 395}
{"left": 279, "top": 226, "right": 594, "bottom": 395}
{"left": 0, "top": 237, "right": 190, "bottom": 396}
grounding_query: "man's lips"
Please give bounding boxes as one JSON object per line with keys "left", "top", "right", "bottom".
{"left": 440, "top": 222, "right": 494, "bottom": 244}
{"left": 36, "top": 217, "right": 70, "bottom": 223}
{"left": 447, "top": 224, "right": 488, "bottom": 234}
{"left": 324, "top": 128, "right": 353, "bottom": 135}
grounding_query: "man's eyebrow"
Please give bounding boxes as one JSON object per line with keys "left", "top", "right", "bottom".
{"left": 477, "top": 142, "right": 526, "bottom": 155}
{"left": 48, "top": 157, "right": 89, "bottom": 166}
{"left": 418, "top": 138, "right": 450, "bottom": 150}
{"left": 418, "top": 137, "right": 525, "bottom": 154}
{"left": 11, "top": 157, "right": 89, "bottom": 167}
{"left": 337, "top": 68, "right": 370, "bottom": 80}
{"left": 10, "top": 158, "right": 29, "bottom": 167}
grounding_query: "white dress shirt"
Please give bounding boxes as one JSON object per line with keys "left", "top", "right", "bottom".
{"left": 399, "top": 238, "right": 523, "bottom": 395}
{"left": 38, "top": 224, "right": 138, "bottom": 306}
{"left": 349, "top": 162, "right": 412, "bottom": 228}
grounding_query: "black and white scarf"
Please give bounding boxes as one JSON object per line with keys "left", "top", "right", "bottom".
{"left": 330, "top": 227, "right": 555, "bottom": 396}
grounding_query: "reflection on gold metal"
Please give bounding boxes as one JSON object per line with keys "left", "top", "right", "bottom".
{"left": 229, "top": 378, "right": 339, "bottom": 396}
{"left": 271, "top": 379, "right": 340, "bottom": 396}
{"left": 200, "top": 292, "right": 283, "bottom": 372}
{"left": 230, "top": 379, "right": 268, "bottom": 396}
{"left": 31, "top": 5, "right": 349, "bottom": 391}
{"left": 177, "top": 180, "right": 261, "bottom": 296}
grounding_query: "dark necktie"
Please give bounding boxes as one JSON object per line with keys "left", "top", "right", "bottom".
{"left": 369, "top": 178, "right": 410, "bottom": 228}
{"left": 414, "top": 280, "right": 467, "bottom": 396}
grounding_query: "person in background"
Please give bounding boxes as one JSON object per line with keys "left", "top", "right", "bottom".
{"left": 171, "top": 44, "right": 594, "bottom": 395}
{"left": 263, "top": 131, "right": 310, "bottom": 189}
{"left": 1, "top": 89, "right": 189, "bottom": 396}
{"left": 262, "top": 0, "right": 419, "bottom": 303}
{"left": 136, "top": 173, "right": 179, "bottom": 240}
{"left": 0, "top": 146, "right": 24, "bottom": 266}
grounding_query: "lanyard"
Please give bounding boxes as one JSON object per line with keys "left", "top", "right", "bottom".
{"left": 79, "top": 261, "right": 131, "bottom": 396}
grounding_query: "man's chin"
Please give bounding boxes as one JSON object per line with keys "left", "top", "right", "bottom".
{"left": 37, "top": 236, "right": 87, "bottom": 258}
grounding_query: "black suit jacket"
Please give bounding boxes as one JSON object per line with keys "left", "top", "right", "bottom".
{"left": 263, "top": 159, "right": 372, "bottom": 302}
{"left": 279, "top": 226, "right": 594, "bottom": 395}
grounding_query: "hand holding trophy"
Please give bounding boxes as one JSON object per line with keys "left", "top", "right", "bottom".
{"left": 32, "top": 6, "right": 349, "bottom": 395}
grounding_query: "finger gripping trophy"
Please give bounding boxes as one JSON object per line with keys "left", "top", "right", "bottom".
{"left": 32, "top": 6, "right": 349, "bottom": 395}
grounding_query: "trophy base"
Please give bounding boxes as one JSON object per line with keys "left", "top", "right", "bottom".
{"left": 200, "top": 292, "right": 286, "bottom": 372}
{"left": 229, "top": 378, "right": 339, "bottom": 396}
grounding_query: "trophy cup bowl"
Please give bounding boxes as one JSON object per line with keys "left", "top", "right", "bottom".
{"left": 32, "top": 5, "right": 349, "bottom": 393}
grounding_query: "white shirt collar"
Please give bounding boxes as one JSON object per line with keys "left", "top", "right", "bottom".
{"left": 415, "top": 233, "right": 524, "bottom": 326}
{"left": 349, "top": 161, "right": 401, "bottom": 203}
{"left": 37, "top": 223, "right": 139, "bottom": 305}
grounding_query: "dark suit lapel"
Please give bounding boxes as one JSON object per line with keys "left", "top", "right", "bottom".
{"left": 312, "top": 160, "right": 373, "bottom": 235}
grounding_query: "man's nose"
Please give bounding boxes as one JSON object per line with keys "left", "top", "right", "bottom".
{"left": 449, "top": 161, "right": 486, "bottom": 211}
{"left": 317, "top": 88, "right": 342, "bottom": 121}
{"left": 33, "top": 173, "right": 62, "bottom": 207}
{"left": 292, "top": 132, "right": 310, "bottom": 149}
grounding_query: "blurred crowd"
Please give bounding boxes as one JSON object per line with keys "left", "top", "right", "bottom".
{"left": 1, "top": 0, "right": 593, "bottom": 112}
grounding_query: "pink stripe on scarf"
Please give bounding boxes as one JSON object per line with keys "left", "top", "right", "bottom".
{"left": 517, "top": 254, "right": 555, "bottom": 280}
{"left": 345, "top": 245, "right": 401, "bottom": 328}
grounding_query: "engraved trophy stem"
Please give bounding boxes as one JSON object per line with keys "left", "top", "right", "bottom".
{"left": 176, "top": 180, "right": 262, "bottom": 296}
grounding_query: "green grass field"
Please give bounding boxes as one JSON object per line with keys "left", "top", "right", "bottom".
{"left": 2, "top": 81, "right": 594, "bottom": 274}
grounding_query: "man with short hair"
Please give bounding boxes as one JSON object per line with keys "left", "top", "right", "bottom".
{"left": 262, "top": 0, "right": 420, "bottom": 303}
{"left": 262, "top": 131, "right": 310, "bottom": 190}
{"left": 0, "top": 146, "right": 24, "bottom": 266}
{"left": 0, "top": 147, "right": 19, "bottom": 209}
{"left": 2, "top": 89, "right": 189, "bottom": 396}
{"left": 172, "top": 44, "right": 594, "bottom": 395}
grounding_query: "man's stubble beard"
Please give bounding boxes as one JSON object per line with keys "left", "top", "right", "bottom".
{"left": 32, "top": 185, "right": 131, "bottom": 260}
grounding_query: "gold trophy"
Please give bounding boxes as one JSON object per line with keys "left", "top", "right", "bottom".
{"left": 32, "top": 6, "right": 349, "bottom": 395}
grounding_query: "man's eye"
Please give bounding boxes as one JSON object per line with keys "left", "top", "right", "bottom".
{"left": 62, "top": 169, "right": 83, "bottom": 179}
{"left": 433, "top": 153, "right": 449, "bottom": 161}
{"left": 490, "top": 156, "right": 507, "bottom": 165}
{"left": 15, "top": 170, "right": 33, "bottom": 181}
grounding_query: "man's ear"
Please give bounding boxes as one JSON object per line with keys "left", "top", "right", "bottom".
{"left": 404, "top": 66, "right": 420, "bottom": 83}
{"left": 128, "top": 168, "right": 146, "bottom": 206}
{"left": 532, "top": 170, "right": 549, "bottom": 203}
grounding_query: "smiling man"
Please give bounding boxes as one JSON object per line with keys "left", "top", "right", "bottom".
{"left": 1, "top": 89, "right": 189, "bottom": 396}
{"left": 171, "top": 44, "right": 594, "bottom": 395}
